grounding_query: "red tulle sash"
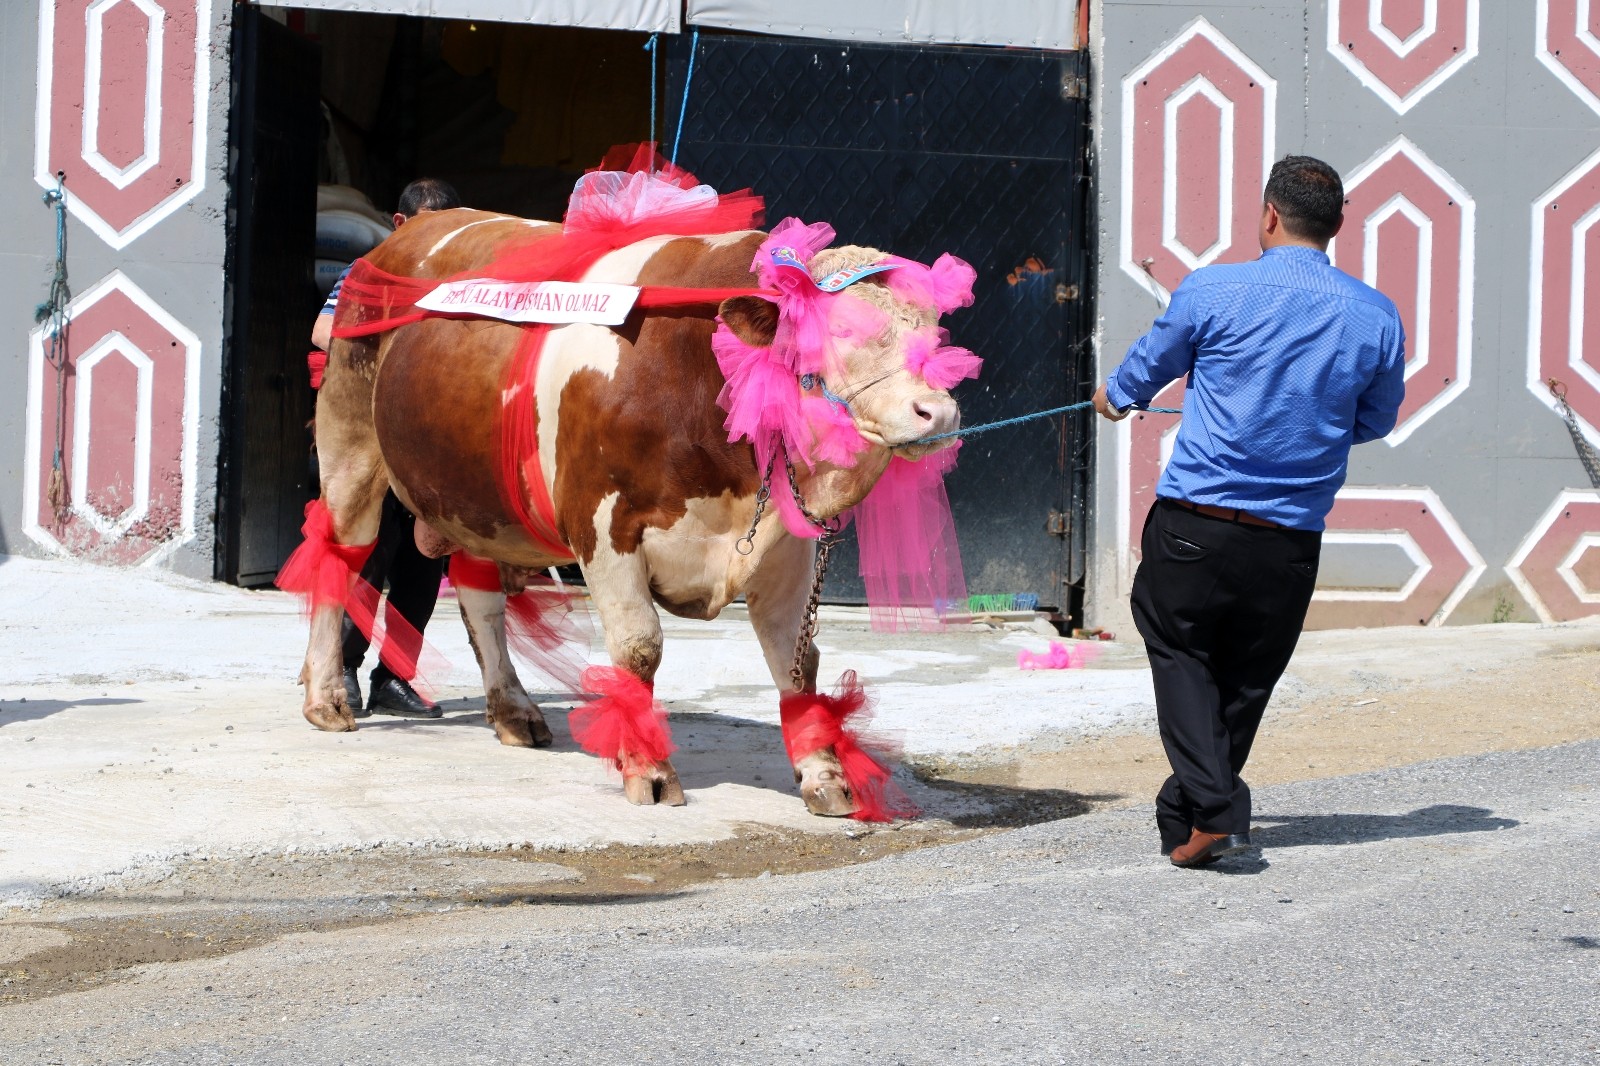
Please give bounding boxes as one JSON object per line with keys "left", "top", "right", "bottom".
{"left": 778, "top": 671, "right": 918, "bottom": 823}
{"left": 568, "top": 665, "right": 675, "bottom": 773}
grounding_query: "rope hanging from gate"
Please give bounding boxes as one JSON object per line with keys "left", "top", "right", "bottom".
{"left": 34, "top": 174, "right": 71, "bottom": 522}
{"left": 671, "top": 27, "right": 700, "bottom": 167}
{"left": 1547, "top": 378, "right": 1600, "bottom": 489}
{"left": 643, "top": 34, "right": 659, "bottom": 160}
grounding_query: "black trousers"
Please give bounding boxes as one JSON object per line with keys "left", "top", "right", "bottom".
{"left": 342, "top": 491, "right": 445, "bottom": 682}
{"left": 1131, "top": 498, "right": 1321, "bottom": 844}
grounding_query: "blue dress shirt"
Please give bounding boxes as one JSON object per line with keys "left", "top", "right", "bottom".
{"left": 1106, "top": 245, "right": 1406, "bottom": 531}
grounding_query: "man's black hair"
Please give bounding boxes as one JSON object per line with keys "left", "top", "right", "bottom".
{"left": 397, "top": 178, "right": 462, "bottom": 218}
{"left": 1264, "top": 156, "right": 1344, "bottom": 243}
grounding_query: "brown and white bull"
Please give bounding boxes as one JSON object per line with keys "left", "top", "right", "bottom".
{"left": 301, "top": 208, "right": 962, "bottom": 816}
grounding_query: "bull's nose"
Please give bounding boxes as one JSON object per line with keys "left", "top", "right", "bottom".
{"left": 911, "top": 397, "right": 960, "bottom": 438}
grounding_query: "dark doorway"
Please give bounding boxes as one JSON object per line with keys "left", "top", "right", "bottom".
{"left": 668, "top": 35, "right": 1094, "bottom": 618}
{"left": 219, "top": 6, "right": 322, "bottom": 585}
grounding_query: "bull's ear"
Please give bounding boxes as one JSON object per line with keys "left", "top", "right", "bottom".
{"left": 718, "top": 295, "right": 780, "bottom": 348}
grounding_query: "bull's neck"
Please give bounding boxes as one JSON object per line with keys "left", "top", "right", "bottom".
{"left": 790, "top": 448, "right": 893, "bottom": 521}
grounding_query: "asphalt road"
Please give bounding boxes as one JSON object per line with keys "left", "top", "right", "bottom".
{"left": 5, "top": 740, "right": 1597, "bottom": 1065}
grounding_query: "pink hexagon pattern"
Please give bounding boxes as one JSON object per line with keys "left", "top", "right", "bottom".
{"left": 1528, "top": 145, "right": 1600, "bottom": 447}
{"left": 1507, "top": 491, "right": 1600, "bottom": 623}
{"left": 1332, "top": 137, "right": 1475, "bottom": 445}
{"left": 33, "top": 0, "right": 212, "bottom": 249}
{"left": 1328, "top": 0, "right": 1479, "bottom": 113}
{"left": 1307, "top": 487, "right": 1485, "bottom": 628}
{"left": 24, "top": 271, "right": 201, "bottom": 565}
{"left": 1121, "top": 18, "right": 1276, "bottom": 302}
{"left": 1538, "top": 0, "right": 1600, "bottom": 114}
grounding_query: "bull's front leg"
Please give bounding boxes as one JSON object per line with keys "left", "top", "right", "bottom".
{"left": 745, "top": 534, "right": 856, "bottom": 817}
{"left": 575, "top": 505, "right": 684, "bottom": 806}
{"left": 455, "top": 583, "right": 554, "bottom": 748}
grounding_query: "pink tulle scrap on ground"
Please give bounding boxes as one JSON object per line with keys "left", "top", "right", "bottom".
{"left": 1017, "top": 641, "right": 1100, "bottom": 671}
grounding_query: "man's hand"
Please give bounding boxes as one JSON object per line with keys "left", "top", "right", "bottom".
{"left": 1094, "top": 382, "right": 1130, "bottom": 422}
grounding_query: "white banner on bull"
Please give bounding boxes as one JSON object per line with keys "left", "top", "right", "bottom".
{"left": 416, "top": 279, "right": 641, "bottom": 325}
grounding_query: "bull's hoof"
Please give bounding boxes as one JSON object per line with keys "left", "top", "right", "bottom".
{"left": 796, "top": 753, "right": 857, "bottom": 817}
{"left": 622, "top": 760, "right": 686, "bottom": 806}
{"left": 303, "top": 701, "right": 358, "bottom": 733}
{"left": 486, "top": 694, "right": 554, "bottom": 749}
{"left": 488, "top": 709, "right": 553, "bottom": 749}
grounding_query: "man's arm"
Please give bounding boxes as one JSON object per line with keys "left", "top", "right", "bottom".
{"left": 1095, "top": 284, "right": 1200, "bottom": 421}
{"left": 1352, "top": 317, "right": 1407, "bottom": 444}
{"left": 310, "top": 264, "right": 353, "bottom": 352}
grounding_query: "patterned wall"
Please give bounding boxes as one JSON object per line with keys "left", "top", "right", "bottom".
{"left": 23, "top": 0, "right": 214, "bottom": 566}
{"left": 1096, "top": 0, "right": 1600, "bottom": 626}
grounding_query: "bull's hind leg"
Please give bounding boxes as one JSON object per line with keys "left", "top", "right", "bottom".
{"left": 577, "top": 505, "right": 684, "bottom": 806}
{"left": 745, "top": 534, "right": 856, "bottom": 817}
{"left": 455, "top": 584, "right": 554, "bottom": 748}
{"left": 299, "top": 341, "right": 389, "bottom": 732}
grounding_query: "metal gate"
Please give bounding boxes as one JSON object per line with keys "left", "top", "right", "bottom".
{"left": 218, "top": 7, "right": 322, "bottom": 586}
{"left": 668, "top": 35, "right": 1094, "bottom": 617}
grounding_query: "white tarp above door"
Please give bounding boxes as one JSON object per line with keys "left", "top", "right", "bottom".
{"left": 256, "top": 0, "right": 680, "bottom": 33}
{"left": 685, "top": 0, "right": 1080, "bottom": 51}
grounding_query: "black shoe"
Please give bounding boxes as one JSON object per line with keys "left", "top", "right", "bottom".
{"left": 343, "top": 667, "right": 369, "bottom": 719}
{"left": 367, "top": 675, "right": 441, "bottom": 719}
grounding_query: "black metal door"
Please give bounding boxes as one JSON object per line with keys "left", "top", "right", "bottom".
{"left": 219, "top": 8, "right": 322, "bottom": 586}
{"left": 669, "top": 35, "right": 1093, "bottom": 616}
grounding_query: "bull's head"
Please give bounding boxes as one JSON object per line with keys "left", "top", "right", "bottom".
{"left": 716, "top": 243, "right": 981, "bottom": 473}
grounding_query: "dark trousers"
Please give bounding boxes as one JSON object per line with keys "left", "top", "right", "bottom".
{"left": 342, "top": 491, "right": 445, "bottom": 683}
{"left": 1131, "top": 499, "right": 1322, "bottom": 844}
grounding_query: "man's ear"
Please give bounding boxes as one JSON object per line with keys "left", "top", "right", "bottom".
{"left": 717, "top": 295, "right": 780, "bottom": 348}
{"left": 1328, "top": 214, "right": 1345, "bottom": 240}
{"left": 1262, "top": 201, "right": 1280, "bottom": 234}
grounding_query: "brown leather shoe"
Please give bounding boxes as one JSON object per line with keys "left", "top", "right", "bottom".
{"left": 1169, "top": 828, "right": 1253, "bottom": 867}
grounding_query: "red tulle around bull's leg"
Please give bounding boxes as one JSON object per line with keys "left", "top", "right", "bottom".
{"left": 275, "top": 499, "right": 377, "bottom": 611}
{"left": 276, "top": 499, "right": 444, "bottom": 696}
{"left": 569, "top": 666, "right": 674, "bottom": 773}
{"left": 778, "top": 671, "right": 919, "bottom": 823}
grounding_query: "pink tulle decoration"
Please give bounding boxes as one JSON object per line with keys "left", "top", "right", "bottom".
{"left": 1018, "top": 641, "right": 1101, "bottom": 671}
{"left": 851, "top": 444, "right": 967, "bottom": 632}
{"left": 800, "top": 393, "right": 867, "bottom": 467}
{"left": 903, "top": 327, "right": 983, "bottom": 391}
{"left": 885, "top": 252, "right": 977, "bottom": 314}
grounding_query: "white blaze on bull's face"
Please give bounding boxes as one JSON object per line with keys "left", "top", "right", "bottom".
{"left": 814, "top": 250, "right": 962, "bottom": 458}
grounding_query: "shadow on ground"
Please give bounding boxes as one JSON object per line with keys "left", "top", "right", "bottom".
{"left": 355, "top": 694, "right": 1116, "bottom": 831}
{"left": 1252, "top": 804, "right": 1520, "bottom": 849}
{"left": 0, "top": 696, "right": 141, "bottom": 727}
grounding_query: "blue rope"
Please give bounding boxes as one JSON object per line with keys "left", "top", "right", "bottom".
{"left": 814, "top": 374, "right": 1179, "bottom": 445}
{"left": 643, "top": 34, "right": 658, "bottom": 157}
{"left": 671, "top": 28, "right": 699, "bottom": 167}
{"left": 914, "top": 399, "right": 1183, "bottom": 446}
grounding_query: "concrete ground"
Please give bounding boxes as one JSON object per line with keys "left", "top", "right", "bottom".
{"left": 1, "top": 554, "right": 1597, "bottom": 1062}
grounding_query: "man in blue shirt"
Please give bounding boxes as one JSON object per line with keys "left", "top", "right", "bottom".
{"left": 311, "top": 178, "right": 462, "bottom": 719}
{"left": 1094, "top": 155, "right": 1405, "bottom": 867}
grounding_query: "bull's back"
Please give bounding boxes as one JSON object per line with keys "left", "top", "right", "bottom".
{"left": 365, "top": 216, "right": 767, "bottom": 568}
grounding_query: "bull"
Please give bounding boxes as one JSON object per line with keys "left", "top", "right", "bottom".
{"left": 295, "top": 199, "right": 972, "bottom": 818}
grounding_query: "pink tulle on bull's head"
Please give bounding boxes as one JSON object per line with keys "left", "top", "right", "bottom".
{"left": 711, "top": 218, "right": 983, "bottom": 630}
